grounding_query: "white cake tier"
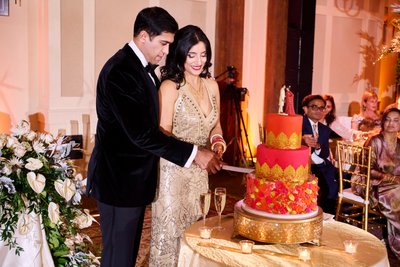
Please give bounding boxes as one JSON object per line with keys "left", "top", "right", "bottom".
{"left": 240, "top": 199, "right": 319, "bottom": 220}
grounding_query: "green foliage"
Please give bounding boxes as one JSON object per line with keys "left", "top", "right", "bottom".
{"left": 0, "top": 121, "right": 99, "bottom": 266}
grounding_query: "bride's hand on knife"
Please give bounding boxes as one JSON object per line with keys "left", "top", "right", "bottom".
{"left": 213, "top": 143, "right": 224, "bottom": 159}
{"left": 194, "top": 147, "right": 223, "bottom": 174}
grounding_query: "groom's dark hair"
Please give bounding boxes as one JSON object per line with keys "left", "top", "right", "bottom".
{"left": 133, "top": 7, "right": 178, "bottom": 38}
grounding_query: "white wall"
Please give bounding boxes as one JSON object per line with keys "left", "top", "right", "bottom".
{"left": 313, "top": 0, "right": 385, "bottom": 116}
{"left": 0, "top": 0, "right": 217, "bottom": 135}
{"left": 0, "top": 0, "right": 388, "bottom": 154}
{"left": 242, "top": 0, "right": 268, "bottom": 154}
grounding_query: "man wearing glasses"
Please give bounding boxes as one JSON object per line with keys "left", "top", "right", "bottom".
{"left": 302, "top": 94, "right": 338, "bottom": 214}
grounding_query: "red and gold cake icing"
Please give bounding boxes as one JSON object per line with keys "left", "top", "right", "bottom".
{"left": 255, "top": 145, "right": 309, "bottom": 183}
{"left": 265, "top": 114, "right": 302, "bottom": 149}
{"left": 244, "top": 113, "right": 319, "bottom": 215}
{"left": 245, "top": 173, "right": 318, "bottom": 214}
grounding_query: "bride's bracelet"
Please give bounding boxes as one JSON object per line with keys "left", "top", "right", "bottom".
{"left": 210, "top": 134, "right": 226, "bottom": 153}
{"left": 211, "top": 141, "right": 227, "bottom": 153}
{"left": 210, "top": 133, "right": 223, "bottom": 143}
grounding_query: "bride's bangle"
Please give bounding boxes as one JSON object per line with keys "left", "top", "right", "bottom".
{"left": 210, "top": 133, "right": 224, "bottom": 144}
{"left": 211, "top": 141, "right": 227, "bottom": 154}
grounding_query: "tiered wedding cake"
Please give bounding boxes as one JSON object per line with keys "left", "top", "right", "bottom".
{"left": 233, "top": 87, "right": 323, "bottom": 244}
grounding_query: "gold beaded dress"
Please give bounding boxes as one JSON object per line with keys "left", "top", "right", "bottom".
{"left": 149, "top": 78, "right": 218, "bottom": 266}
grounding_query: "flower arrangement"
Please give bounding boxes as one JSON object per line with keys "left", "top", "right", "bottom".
{"left": 0, "top": 121, "right": 99, "bottom": 266}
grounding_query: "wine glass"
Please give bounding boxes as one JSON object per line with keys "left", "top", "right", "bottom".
{"left": 214, "top": 187, "right": 226, "bottom": 230}
{"left": 199, "top": 190, "right": 211, "bottom": 226}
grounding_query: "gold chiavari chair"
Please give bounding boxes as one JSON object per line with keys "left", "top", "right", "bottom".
{"left": 335, "top": 140, "right": 386, "bottom": 231}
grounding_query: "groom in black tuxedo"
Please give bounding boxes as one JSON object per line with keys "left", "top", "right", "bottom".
{"left": 86, "top": 7, "right": 222, "bottom": 267}
{"left": 301, "top": 94, "right": 338, "bottom": 215}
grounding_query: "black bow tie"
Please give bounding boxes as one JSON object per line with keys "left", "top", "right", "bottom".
{"left": 145, "top": 63, "right": 158, "bottom": 73}
{"left": 145, "top": 63, "right": 160, "bottom": 88}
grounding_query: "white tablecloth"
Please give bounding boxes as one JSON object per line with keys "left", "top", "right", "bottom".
{"left": 0, "top": 212, "right": 54, "bottom": 267}
{"left": 178, "top": 215, "right": 390, "bottom": 267}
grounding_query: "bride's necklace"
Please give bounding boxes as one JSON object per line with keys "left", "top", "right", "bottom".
{"left": 187, "top": 79, "right": 204, "bottom": 101}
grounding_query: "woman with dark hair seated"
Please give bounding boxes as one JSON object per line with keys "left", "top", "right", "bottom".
{"left": 364, "top": 107, "right": 400, "bottom": 258}
{"left": 322, "top": 94, "right": 362, "bottom": 141}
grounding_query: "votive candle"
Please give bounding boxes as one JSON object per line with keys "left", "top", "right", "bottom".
{"left": 199, "top": 226, "right": 212, "bottom": 239}
{"left": 343, "top": 240, "right": 358, "bottom": 254}
{"left": 239, "top": 240, "right": 254, "bottom": 254}
{"left": 298, "top": 247, "right": 311, "bottom": 261}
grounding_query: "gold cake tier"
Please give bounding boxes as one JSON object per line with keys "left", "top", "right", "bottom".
{"left": 233, "top": 200, "right": 323, "bottom": 244}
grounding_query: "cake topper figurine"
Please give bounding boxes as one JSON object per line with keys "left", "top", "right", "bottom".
{"left": 278, "top": 85, "right": 286, "bottom": 114}
{"left": 285, "top": 86, "right": 296, "bottom": 115}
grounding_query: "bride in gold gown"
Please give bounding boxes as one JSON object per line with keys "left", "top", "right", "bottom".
{"left": 149, "top": 25, "right": 224, "bottom": 266}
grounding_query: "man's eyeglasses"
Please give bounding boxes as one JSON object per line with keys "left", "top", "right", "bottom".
{"left": 308, "top": 105, "right": 326, "bottom": 112}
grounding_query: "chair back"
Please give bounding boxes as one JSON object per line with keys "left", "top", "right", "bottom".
{"left": 335, "top": 140, "right": 385, "bottom": 230}
{"left": 336, "top": 141, "right": 372, "bottom": 202}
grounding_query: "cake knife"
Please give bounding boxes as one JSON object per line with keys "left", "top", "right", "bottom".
{"left": 222, "top": 165, "right": 254, "bottom": 173}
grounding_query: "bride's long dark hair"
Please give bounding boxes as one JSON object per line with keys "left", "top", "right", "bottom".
{"left": 160, "top": 25, "right": 212, "bottom": 88}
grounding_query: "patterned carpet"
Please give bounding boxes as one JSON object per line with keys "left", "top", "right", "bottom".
{"left": 81, "top": 193, "right": 241, "bottom": 267}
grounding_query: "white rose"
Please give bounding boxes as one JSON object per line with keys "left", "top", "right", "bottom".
{"left": 6, "top": 136, "right": 18, "bottom": 148}
{"left": 2, "top": 164, "right": 12, "bottom": 176}
{"left": 48, "top": 202, "right": 60, "bottom": 224}
{"left": 54, "top": 178, "right": 76, "bottom": 202}
{"left": 13, "top": 144, "right": 26, "bottom": 158}
{"left": 27, "top": 172, "right": 46, "bottom": 193}
{"left": 73, "top": 212, "right": 94, "bottom": 229}
{"left": 25, "top": 158, "right": 43, "bottom": 171}
{"left": 26, "top": 131, "right": 37, "bottom": 141}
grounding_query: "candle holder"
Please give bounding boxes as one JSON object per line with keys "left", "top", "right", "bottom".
{"left": 297, "top": 247, "right": 311, "bottom": 261}
{"left": 199, "top": 226, "right": 213, "bottom": 239}
{"left": 343, "top": 240, "right": 358, "bottom": 254}
{"left": 239, "top": 240, "right": 255, "bottom": 254}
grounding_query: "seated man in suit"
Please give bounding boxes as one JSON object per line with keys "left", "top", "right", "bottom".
{"left": 302, "top": 94, "right": 338, "bottom": 214}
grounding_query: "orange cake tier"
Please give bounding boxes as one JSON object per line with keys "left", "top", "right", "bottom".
{"left": 245, "top": 172, "right": 318, "bottom": 215}
{"left": 255, "top": 144, "right": 310, "bottom": 183}
{"left": 265, "top": 113, "right": 302, "bottom": 149}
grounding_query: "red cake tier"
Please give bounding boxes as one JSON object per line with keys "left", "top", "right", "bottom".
{"left": 265, "top": 113, "right": 302, "bottom": 149}
{"left": 255, "top": 144, "right": 310, "bottom": 183}
{"left": 245, "top": 172, "right": 319, "bottom": 215}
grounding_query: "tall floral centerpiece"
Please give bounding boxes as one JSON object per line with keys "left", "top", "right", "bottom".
{"left": 0, "top": 121, "right": 99, "bottom": 266}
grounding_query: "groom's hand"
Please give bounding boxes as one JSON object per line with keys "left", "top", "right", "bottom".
{"left": 194, "top": 147, "right": 223, "bottom": 174}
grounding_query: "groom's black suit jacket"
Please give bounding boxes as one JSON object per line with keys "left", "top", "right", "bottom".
{"left": 87, "top": 44, "right": 193, "bottom": 207}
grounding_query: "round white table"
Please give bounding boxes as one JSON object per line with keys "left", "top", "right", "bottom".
{"left": 178, "top": 214, "right": 390, "bottom": 267}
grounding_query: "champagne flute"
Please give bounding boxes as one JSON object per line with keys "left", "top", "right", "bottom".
{"left": 214, "top": 187, "right": 226, "bottom": 230}
{"left": 200, "top": 190, "right": 211, "bottom": 226}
